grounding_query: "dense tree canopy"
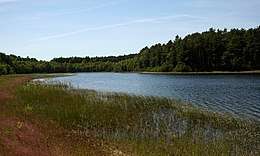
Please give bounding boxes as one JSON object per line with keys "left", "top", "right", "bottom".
{"left": 0, "top": 26, "right": 260, "bottom": 75}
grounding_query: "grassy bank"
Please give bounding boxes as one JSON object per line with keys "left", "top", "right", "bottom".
{"left": 1, "top": 75, "right": 116, "bottom": 155}
{"left": 7, "top": 80, "right": 260, "bottom": 156}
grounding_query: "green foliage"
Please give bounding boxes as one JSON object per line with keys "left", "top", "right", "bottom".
{"left": 0, "top": 64, "right": 8, "bottom": 75}
{"left": 11, "top": 82, "right": 260, "bottom": 155}
{"left": 0, "top": 26, "right": 260, "bottom": 74}
{"left": 174, "top": 62, "right": 192, "bottom": 72}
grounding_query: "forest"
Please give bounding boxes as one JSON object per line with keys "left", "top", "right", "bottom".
{"left": 1, "top": 26, "right": 260, "bottom": 75}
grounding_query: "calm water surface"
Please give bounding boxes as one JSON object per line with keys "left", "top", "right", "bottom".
{"left": 46, "top": 73, "right": 260, "bottom": 120}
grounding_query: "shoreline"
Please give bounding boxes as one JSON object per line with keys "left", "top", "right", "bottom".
{"left": 140, "top": 70, "right": 260, "bottom": 75}
{"left": 1, "top": 75, "right": 260, "bottom": 155}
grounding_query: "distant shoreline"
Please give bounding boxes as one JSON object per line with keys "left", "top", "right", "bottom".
{"left": 140, "top": 70, "right": 260, "bottom": 75}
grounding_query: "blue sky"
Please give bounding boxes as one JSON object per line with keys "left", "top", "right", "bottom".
{"left": 0, "top": 0, "right": 260, "bottom": 60}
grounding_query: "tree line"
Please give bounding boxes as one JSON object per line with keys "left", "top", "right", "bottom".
{"left": 1, "top": 26, "right": 260, "bottom": 75}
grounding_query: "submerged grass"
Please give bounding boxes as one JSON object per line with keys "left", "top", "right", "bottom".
{"left": 10, "top": 81, "right": 260, "bottom": 155}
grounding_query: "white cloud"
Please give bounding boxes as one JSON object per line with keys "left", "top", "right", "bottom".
{"left": 31, "top": 15, "right": 205, "bottom": 42}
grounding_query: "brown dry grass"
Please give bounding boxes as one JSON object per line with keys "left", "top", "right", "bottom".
{"left": 0, "top": 75, "right": 124, "bottom": 156}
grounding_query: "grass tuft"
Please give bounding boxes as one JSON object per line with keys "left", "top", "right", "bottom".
{"left": 9, "top": 82, "right": 260, "bottom": 155}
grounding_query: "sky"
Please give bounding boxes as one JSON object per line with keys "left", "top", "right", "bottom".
{"left": 0, "top": 0, "right": 260, "bottom": 60}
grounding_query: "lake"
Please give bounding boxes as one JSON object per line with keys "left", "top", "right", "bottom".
{"left": 45, "top": 73, "right": 260, "bottom": 120}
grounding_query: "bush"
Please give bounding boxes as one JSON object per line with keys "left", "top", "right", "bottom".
{"left": 0, "top": 64, "right": 8, "bottom": 75}
{"left": 174, "top": 62, "right": 192, "bottom": 72}
{"left": 146, "top": 65, "right": 174, "bottom": 72}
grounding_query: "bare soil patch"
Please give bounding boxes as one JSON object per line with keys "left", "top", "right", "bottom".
{"left": 0, "top": 76, "right": 127, "bottom": 156}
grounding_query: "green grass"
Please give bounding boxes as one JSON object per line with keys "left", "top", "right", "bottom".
{"left": 9, "top": 82, "right": 260, "bottom": 155}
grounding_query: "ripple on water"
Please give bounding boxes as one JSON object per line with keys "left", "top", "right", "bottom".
{"left": 44, "top": 73, "right": 260, "bottom": 120}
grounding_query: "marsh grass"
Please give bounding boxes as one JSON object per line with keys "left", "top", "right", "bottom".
{"left": 11, "top": 82, "right": 260, "bottom": 155}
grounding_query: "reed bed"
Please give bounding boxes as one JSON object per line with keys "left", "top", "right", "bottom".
{"left": 11, "top": 82, "right": 260, "bottom": 155}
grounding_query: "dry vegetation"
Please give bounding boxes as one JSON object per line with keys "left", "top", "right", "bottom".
{"left": 0, "top": 75, "right": 259, "bottom": 155}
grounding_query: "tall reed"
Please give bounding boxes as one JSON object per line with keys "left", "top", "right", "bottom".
{"left": 11, "top": 82, "right": 260, "bottom": 155}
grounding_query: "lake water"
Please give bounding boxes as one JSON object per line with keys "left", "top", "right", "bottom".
{"left": 45, "top": 73, "right": 260, "bottom": 120}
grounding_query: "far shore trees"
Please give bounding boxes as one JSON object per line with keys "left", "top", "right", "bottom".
{"left": 0, "top": 26, "right": 260, "bottom": 75}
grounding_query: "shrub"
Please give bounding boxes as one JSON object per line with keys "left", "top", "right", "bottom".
{"left": 174, "top": 62, "right": 192, "bottom": 72}
{"left": 0, "top": 64, "right": 8, "bottom": 75}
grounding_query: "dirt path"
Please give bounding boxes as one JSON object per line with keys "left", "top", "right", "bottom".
{"left": 0, "top": 76, "right": 52, "bottom": 156}
{"left": 0, "top": 76, "right": 128, "bottom": 156}
{"left": 0, "top": 117, "right": 52, "bottom": 156}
